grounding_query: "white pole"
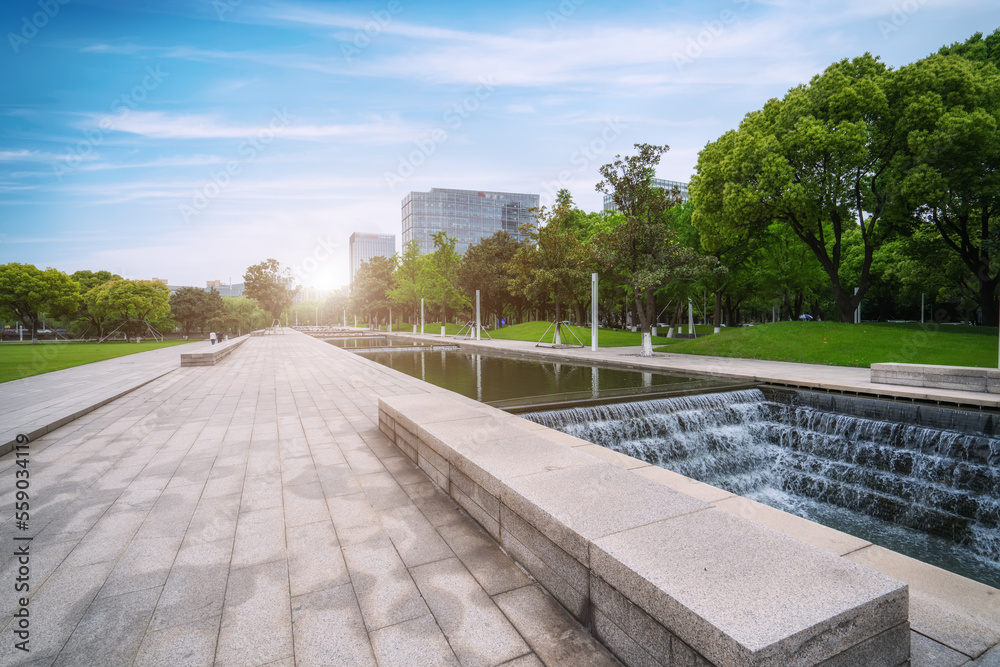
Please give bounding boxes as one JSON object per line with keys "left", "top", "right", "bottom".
{"left": 921, "top": 292, "right": 925, "bottom": 324}
{"left": 421, "top": 298, "right": 425, "bottom": 335}
{"left": 389, "top": 307, "right": 392, "bottom": 332}
{"left": 354, "top": 315, "right": 357, "bottom": 328}
{"left": 688, "top": 298, "right": 694, "bottom": 335}
{"left": 475, "top": 290, "right": 481, "bottom": 341}
{"left": 343, "top": 309, "right": 346, "bottom": 327}
{"left": 591, "top": 272, "right": 599, "bottom": 351}
{"left": 315, "top": 306, "right": 318, "bottom": 326}
{"left": 854, "top": 287, "right": 860, "bottom": 324}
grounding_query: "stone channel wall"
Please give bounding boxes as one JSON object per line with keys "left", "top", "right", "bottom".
{"left": 179, "top": 334, "right": 249, "bottom": 367}
{"left": 378, "top": 393, "right": 911, "bottom": 667}
{"left": 871, "top": 362, "right": 1000, "bottom": 394}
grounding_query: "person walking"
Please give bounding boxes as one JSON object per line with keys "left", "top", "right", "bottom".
{"left": 210, "top": 331, "right": 217, "bottom": 345}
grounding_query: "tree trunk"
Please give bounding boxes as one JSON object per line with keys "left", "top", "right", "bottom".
{"left": 979, "top": 275, "right": 999, "bottom": 327}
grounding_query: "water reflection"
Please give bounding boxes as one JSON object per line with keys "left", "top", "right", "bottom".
{"left": 360, "top": 347, "right": 730, "bottom": 406}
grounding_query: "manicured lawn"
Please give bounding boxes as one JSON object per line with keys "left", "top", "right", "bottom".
{"left": 653, "top": 321, "right": 996, "bottom": 368}
{"left": 0, "top": 340, "right": 191, "bottom": 383}
{"left": 473, "top": 320, "right": 710, "bottom": 347}
{"left": 383, "top": 322, "right": 465, "bottom": 335}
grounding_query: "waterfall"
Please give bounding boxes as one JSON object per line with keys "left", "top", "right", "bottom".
{"left": 523, "top": 389, "right": 1000, "bottom": 571}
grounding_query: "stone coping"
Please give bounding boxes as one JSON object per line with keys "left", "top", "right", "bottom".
{"left": 871, "top": 363, "right": 1000, "bottom": 394}
{"left": 179, "top": 334, "right": 249, "bottom": 366}
{"left": 378, "top": 393, "right": 911, "bottom": 667}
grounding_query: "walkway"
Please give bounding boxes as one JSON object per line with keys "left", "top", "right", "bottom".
{"left": 0, "top": 340, "right": 207, "bottom": 457}
{"left": 0, "top": 332, "right": 616, "bottom": 666}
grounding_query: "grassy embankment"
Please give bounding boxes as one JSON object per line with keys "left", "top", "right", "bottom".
{"left": 654, "top": 321, "right": 995, "bottom": 368}
{"left": 373, "top": 319, "right": 994, "bottom": 367}
{"left": 0, "top": 340, "right": 191, "bottom": 383}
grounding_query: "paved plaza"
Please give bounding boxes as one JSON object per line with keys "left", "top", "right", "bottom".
{"left": 1, "top": 329, "right": 998, "bottom": 666}
{"left": 0, "top": 333, "right": 618, "bottom": 666}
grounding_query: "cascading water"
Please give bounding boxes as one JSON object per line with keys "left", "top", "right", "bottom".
{"left": 524, "top": 388, "right": 1000, "bottom": 587}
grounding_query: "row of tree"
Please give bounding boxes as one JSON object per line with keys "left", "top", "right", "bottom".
{"left": 345, "top": 29, "right": 1000, "bottom": 345}
{"left": 692, "top": 29, "right": 1000, "bottom": 325}
{"left": 0, "top": 260, "right": 292, "bottom": 342}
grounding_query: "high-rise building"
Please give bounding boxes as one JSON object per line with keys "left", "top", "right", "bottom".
{"left": 349, "top": 232, "right": 396, "bottom": 284}
{"left": 401, "top": 188, "right": 539, "bottom": 255}
{"left": 602, "top": 178, "right": 690, "bottom": 213}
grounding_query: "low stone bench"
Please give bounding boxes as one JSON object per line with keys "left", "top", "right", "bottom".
{"left": 378, "top": 393, "right": 910, "bottom": 667}
{"left": 179, "top": 335, "right": 249, "bottom": 367}
{"left": 871, "top": 363, "right": 1000, "bottom": 394}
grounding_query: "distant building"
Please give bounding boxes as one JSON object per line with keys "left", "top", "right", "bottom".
{"left": 151, "top": 277, "right": 168, "bottom": 285}
{"left": 217, "top": 282, "right": 244, "bottom": 298}
{"left": 401, "top": 188, "right": 539, "bottom": 256}
{"left": 206, "top": 279, "right": 224, "bottom": 288}
{"left": 349, "top": 232, "right": 396, "bottom": 284}
{"left": 602, "top": 178, "right": 690, "bottom": 213}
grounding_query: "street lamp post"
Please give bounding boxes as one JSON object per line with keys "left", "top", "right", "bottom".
{"left": 591, "top": 272, "right": 598, "bottom": 351}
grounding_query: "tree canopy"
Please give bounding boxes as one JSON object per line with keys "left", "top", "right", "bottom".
{"left": 597, "top": 143, "right": 714, "bottom": 354}
{"left": 0, "top": 263, "right": 81, "bottom": 341}
{"left": 243, "top": 259, "right": 299, "bottom": 322}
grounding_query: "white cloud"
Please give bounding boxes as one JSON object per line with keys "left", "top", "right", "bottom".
{"left": 84, "top": 111, "right": 419, "bottom": 143}
{"left": 505, "top": 104, "right": 536, "bottom": 114}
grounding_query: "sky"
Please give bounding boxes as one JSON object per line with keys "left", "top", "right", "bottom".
{"left": 1, "top": 0, "right": 996, "bottom": 290}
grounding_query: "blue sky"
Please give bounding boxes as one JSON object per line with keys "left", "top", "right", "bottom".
{"left": 1, "top": 0, "right": 996, "bottom": 290}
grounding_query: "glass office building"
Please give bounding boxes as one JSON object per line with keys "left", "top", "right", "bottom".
{"left": 602, "top": 178, "right": 690, "bottom": 213}
{"left": 402, "top": 188, "right": 539, "bottom": 255}
{"left": 349, "top": 232, "right": 396, "bottom": 284}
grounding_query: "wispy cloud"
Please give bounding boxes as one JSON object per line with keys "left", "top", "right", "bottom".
{"left": 82, "top": 111, "right": 418, "bottom": 143}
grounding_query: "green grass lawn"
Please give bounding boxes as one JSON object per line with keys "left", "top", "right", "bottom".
{"left": 653, "top": 321, "right": 996, "bottom": 368}
{"left": 383, "top": 322, "right": 466, "bottom": 335}
{"left": 473, "top": 320, "right": 706, "bottom": 347}
{"left": 0, "top": 340, "right": 191, "bottom": 383}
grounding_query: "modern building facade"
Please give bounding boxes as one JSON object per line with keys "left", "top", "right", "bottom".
{"left": 602, "top": 178, "right": 690, "bottom": 213}
{"left": 401, "top": 188, "right": 539, "bottom": 255}
{"left": 349, "top": 232, "right": 396, "bottom": 284}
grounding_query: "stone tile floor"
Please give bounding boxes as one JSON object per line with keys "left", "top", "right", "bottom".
{"left": 0, "top": 333, "right": 618, "bottom": 666}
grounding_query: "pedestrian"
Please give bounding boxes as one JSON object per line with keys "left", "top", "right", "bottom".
{"left": 210, "top": 331, "right": 217, "bottom": 345}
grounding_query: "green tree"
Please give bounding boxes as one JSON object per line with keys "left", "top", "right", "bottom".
{"left": 938, "top": 28, "right": 1000, "bottom": 70}
{"left": 596, "top": 143, "right": 712, "bottom": 355}
{"left": 243, "top": 259, "right": 299, "bottom": 322}
{"left": 425, "top": 232, "right": 469, "bottom": 328}
{"left": 89, "top": 279, "right": 171, "bottom": 340}
{"left": 388, "top": 240, "right": 426, "bottom": 325}
{"left": 0, "top": 263, "right": 81, "bottom": 342}
{"left": 71, "top": 270, "right": 121, "bottom": 337}
{"left": 170, "top": 286, "right": 223, "bottom": 336}
{"left": 350, "top": 256, "right": 395, "bottom": 326}
{"left": 458, "top": 231, "right": 524, "bottom": 326}
{"left": 890, "top": 49, "right": 1000, "bottom": 324}
{"left": 321, "top": 289, "right": 349, "bottom": 326}
{"left": 693, "top": 55, "right": 898, "bottom": 322}
{"left": 216, "top": 297, "right": 270, "bottom": 335}
{"left": 508, "top": 207, "right": 589, "bottom": 338}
